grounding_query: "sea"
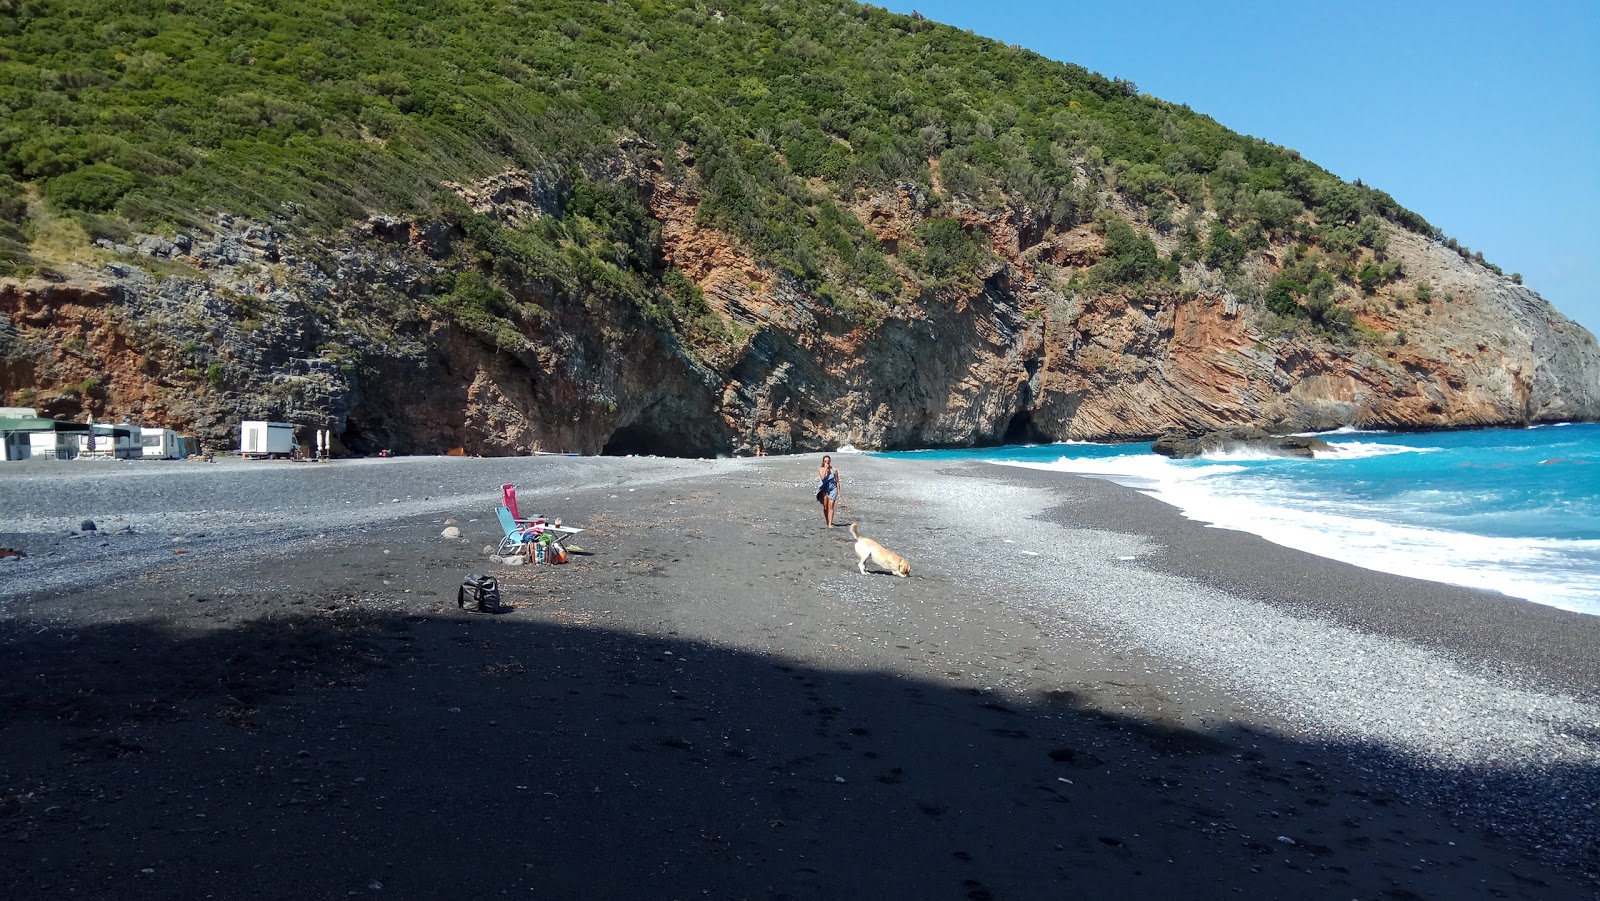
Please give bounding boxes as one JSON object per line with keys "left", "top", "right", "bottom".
{"left": 875, "top": 423, "right": 1600, "bottom": 616}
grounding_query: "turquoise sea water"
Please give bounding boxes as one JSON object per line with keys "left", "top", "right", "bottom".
{"left": 876, "top": 423, "right": 1600, "bottom": 616}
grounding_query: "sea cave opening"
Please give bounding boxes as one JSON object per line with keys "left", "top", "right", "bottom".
{"left": 1002, "top": 409, "right": 1046, "bottom": 446}
{"left": 601, "top": 422, "right": 714, "bottom": 458}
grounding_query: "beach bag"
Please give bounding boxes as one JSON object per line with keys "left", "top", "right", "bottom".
{"left": 457, "top": 573, "right": 502, "bottom": 613}
{"left": 547, "top": 543, "right": 568, "bottom": 565}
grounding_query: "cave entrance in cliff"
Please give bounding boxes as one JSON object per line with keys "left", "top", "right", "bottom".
{"left": 601, "top": 422, "right": 707, "bottom": 458}
{"left": 342, "top": 418, "right": 372, "bottom": 456}
{"left": 1003, "top": 410, "right": 1045, "bottom": 445}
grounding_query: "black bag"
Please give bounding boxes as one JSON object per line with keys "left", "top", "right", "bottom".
{"left": 457, "top": 573, "right": 502, "bottom": 613}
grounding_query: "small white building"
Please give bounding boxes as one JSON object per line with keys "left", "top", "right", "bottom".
{"left": 240, "top": 420, "right": 295, "bottom": 459}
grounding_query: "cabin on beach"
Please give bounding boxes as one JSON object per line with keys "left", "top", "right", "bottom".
{"left": 239, "top": 420, "right": 296, "bottom": 459}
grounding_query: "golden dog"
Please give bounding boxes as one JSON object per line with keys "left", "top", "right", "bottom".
{"left": 850, "top": 523, "right": 911, "bottom": 577}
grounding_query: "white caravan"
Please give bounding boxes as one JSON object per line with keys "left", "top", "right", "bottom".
{"left": 141, "top": 427, "right": 183, "bottom": 459}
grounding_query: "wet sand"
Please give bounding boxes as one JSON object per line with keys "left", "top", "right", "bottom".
{"left": 1, "top": 453, "right": 1597, "bottom": 899}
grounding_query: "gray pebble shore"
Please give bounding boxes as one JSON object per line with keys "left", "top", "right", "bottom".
{"left": 875, "top": 460, "right": 1600, "bottom": 879}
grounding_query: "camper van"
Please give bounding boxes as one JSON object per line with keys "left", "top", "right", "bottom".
{"left": 141, "top": 427, "right": 183, "bottom": 460}
{"left": 239, "top": 420, "right": 295, "bottom": 459}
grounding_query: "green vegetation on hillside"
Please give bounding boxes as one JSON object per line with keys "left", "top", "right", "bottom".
{"left": 0, "top": 0, "right": 1487, "bottom": 336}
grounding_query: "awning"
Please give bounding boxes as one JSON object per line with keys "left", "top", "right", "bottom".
{"left": 0, "top": 417, "right": 91, "bottom": 432}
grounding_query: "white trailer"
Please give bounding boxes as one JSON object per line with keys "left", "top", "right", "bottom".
{"left": 240, "top": 421, "right": 295, "bottom": 459}
{"left": 79, "top": 423, "right": 139, "bottom": 459}
{"left": 141, "top": 427, "right": 182, "bottom": 459}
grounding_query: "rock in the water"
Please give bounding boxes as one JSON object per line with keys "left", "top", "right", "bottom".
{"left": 80, "top": 520, "right": 97, "bottom": 531}
{"left": 1152, "top": 427, "right": 1331, "bottom": 460}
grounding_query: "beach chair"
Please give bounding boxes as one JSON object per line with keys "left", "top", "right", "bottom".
{"left": 501, "top": 483, "right": 542, "bottom": 525}
{"left": 494, "top": 505, "right": 585, "bottom": 557}
{"left": 494, "top": 505, "right": 539, "bottom": 557}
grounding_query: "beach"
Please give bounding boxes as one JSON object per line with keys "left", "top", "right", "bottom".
{"left": 2, "top": 453, "right": 1597, "bottom": 899}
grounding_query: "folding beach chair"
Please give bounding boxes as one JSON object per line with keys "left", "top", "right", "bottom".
{"left": 494, "top": 505, "right": 540, "bottom": 557}
{"left": 501, "top": 483, "right": 542, "bottom": 525}
{"left": 494, "top": 505, "right": 586, "bottom": 557}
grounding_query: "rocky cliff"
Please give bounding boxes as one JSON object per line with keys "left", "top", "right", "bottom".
{"left": 3, "top": 155, "right": 1598, "bottom": 457}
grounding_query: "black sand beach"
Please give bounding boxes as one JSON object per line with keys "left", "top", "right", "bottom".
{"left": 2, "top": 454, "right": 1597, "bottom": 899}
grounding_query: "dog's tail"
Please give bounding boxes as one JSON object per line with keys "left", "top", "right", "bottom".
{"left": 848, "top": 522, "right": 860, "bottom": 540}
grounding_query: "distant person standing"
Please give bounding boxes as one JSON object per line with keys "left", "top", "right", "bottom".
{"left": 816, "top": 454, "right": 841, "bottom": 528}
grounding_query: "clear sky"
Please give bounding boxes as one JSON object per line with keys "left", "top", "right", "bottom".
{"left": 878, "top": 1, "right": 1600, "bottom": 338}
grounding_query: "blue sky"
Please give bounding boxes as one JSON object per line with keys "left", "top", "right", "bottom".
{"left": 878, "top": 1, "right": 1600, "bottom": 338}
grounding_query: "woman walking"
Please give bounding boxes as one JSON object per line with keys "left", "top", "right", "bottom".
{"left": 816, "top": 455, "right": 842, "bottom": 528}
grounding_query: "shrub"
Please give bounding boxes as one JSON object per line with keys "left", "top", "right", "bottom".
{"left": 907, "top": 218, "right": 989, "bottom": 287}
{"left": 1093, "top": 217, "right": 1167, "bottom": 285}
{"left": 1357, "top": 262, "right": 1383, "bottom": 295}
{"left": 1265, "top": 278, "right": 1302, "bottom": 317}
{"left": 1205, "top": 221, "right": 1247, "bottom": 272}
{"left": 42, "top": 163, "right": 138, "bottom": 213}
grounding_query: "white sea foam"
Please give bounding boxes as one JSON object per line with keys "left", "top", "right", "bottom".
{"left": 1197, "top": 446, "right": 1294, "bottom": 462}
{"left": 1295, "top": 425, "right": 1387, "bottom": 436}
{"left": 1314, "top": 441, "right": 1436, "bottom": 459}
{"left": 998, "top": 454, "right": 1245, "bottom": 488}
{"left": 993, "top": 454, "right": 1600, "bottom": 616}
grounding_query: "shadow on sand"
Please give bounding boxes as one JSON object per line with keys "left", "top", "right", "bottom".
{"left": 1, "top": 605, "right": 1595, "bottom": 899}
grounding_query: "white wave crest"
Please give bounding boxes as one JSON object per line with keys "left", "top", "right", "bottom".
{"left": 1315, "top": 441, "right": 1437, "bottom": 460}
{"left": 1294, "top": 425, "right": 1388, "bottom": 436}
{"left": 1199, "top": 446, "right": 1301, "bottom": 462}
{"left": 995, "top": 454, "right": 1246, "bottom": 485}
{"left": 991, "top": 452, "right": 1600, "bottom": 615}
